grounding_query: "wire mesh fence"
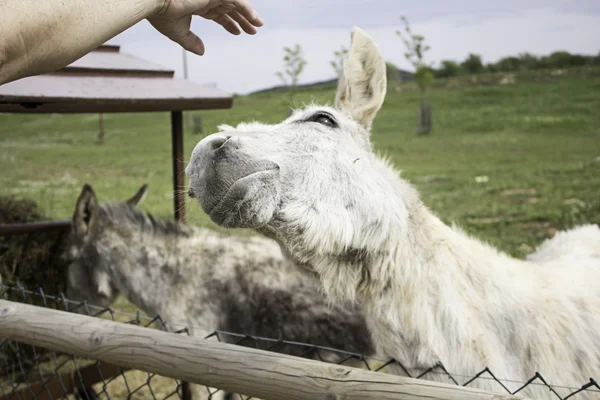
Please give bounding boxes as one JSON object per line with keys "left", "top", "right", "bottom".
{"left": 0, "top": 283, "right": 598, "bottom": 400}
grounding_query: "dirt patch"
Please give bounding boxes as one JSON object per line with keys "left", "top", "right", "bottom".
{"left": 499, "top": 74, "right": 516, "bottom": 85}
{"left": 563, "top": 198, "right": 586, "bottom": 207}
{"left": 90, "top": 369, "right": 181, "bottom": 400}
{"left": 413, "top": 175, "right": 449, "bottom": 183}
{"left": 467, "top": 215, "right": 517, "bottom": 224}
{"left": 445, "top": 79, "right": 461, "bottom": 89}
{"left": 518, "top": 243, "right": 534, "bottom": 254}
{"left": 501, "top": 188, "right": 537, "bottom": 196}
{"left": 517, "top": 220, "right": 557, "bottom": 238}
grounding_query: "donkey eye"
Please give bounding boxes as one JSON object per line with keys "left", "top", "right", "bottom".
{"left": 309, "top": 112, "right": 338, "bottom": 128}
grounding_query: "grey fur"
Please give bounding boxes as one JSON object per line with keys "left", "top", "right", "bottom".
{"left": 64, "top": 184, "right": 375, "bottom": 399}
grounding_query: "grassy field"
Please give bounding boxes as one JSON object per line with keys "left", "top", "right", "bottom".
{"left": 1, "top": 68, "right": 600, "bottom": 398}
{"left": 1, "top": 68, "right": 599, "bottom": 258}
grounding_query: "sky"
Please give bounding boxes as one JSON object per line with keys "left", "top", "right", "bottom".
{"left": 108, "top": 0, "right": 600, "bottom": 95}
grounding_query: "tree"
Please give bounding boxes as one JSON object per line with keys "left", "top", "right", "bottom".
{"left": 594, "top": 51, "right": 600, "bottom": 66}
{"left": 461, "top": 53, "right": 484, "bottom": 74}
{"left": 546, "top": 51, "right": 575, "bottom": 68}
{"left": 518, "top": 52, "right": 540, "bottom": 70}
{"left": 396, "top": 15, "right": 434, "bottom": 135}
{"left": 386, "top": 61, "right": 402, "bottom": 81}
{"left": 485, "top": 63, "right": 500, "bottom": 73}
{"left": 330, "top": 46, "right": 348, "bottom": 78}
{"left": 494, "top": 56, "right": 521, "bottom": 72}
{"left": 435, "top": 60, "right": 460, "bottom": 78}
{"left": 275, "top": 44, "right": 308, "bottom": 102}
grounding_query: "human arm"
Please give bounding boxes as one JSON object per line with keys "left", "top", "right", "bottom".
{"left": 0, "top": 0, "right": 263, "bottom": 85}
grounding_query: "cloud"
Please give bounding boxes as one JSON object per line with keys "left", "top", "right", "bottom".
{"left": 109, "top": 3, "right": 600, "bottom": 94}
{"left": 233, "top": 0, "right": 598, "bottom": 29}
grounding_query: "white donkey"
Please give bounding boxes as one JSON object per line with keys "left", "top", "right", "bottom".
{"left": 185, "top": 27, "right": 600, "bottom": 399}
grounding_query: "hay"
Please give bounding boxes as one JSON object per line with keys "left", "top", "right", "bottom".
{"left": 0, "top": 196, "right": 69, "bottom": 296}
{"left": 0, "top": 196, "right": 72, "bottom": 382}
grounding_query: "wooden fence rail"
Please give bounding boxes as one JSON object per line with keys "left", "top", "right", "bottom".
{"left": 0, "top": 300, "right": 525, "bottom": 400}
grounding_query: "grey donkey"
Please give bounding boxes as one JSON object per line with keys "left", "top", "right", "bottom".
{"left": 63, "top": 183, "right": 375, "bottom": 400}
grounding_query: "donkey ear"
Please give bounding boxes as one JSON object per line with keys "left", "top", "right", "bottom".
{"left": 73, "top": 184, "right": 99, "bottom": 235}
{"left": 335, "top": 26, "right": 387, "bottom": 130}
{"left": 127, "top": 184, "right": 148, "bottom": 206}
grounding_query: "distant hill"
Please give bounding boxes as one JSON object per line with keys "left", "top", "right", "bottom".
{"left": 251, "top": 67, "right": 414, "bottom": 95}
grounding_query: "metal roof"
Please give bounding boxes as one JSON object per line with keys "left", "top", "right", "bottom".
{"left": 0, "top": 45, "right": 232, "bottom": 113}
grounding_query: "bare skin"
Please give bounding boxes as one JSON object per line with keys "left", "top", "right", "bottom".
{"left": 0, "top": 0, "right": 263, "bottom": 85}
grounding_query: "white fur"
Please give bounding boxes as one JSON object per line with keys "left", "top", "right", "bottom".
{"left": 186, "top": 27, "right": 600, "bottom": 399}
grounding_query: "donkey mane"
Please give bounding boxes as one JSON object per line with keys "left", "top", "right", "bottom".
{"left": 185, "top": 26, "right": 600, "bottom": 399}
{"left": 99, "top": 202, "right": 193, "bottom": 238}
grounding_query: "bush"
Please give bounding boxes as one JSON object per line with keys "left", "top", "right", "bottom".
{"left": 518, "top": 52, "right": 540, "bottom": 70}
{"left": 485, "top": 63, "right": 500, "bottom": 73}
{"left": 583, "top": 54, "right": 599, "bottom": 66}
{"left": 494, "top": 56, "right": 521, "bottom": 72}
{"left": 386, "top": 61, "right": 401, "bottom": 81}
{"left": 569, "top": 54, "right": 587, "bottom": 67}
{"left": 435, "top": 60, "right": 461, "bottom": 78}
{"left": 540, "top": 51, "right": 581, "bottom": 69}
{"left": 461, "top": 53, "right": 485, "bottom": 74}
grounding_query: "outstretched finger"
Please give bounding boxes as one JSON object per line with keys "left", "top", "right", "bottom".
{"left": 229, "top": 10, "right": 258, "bottom": 35}
{"left": 213, "top": 14, "right": 242, "bottom": 35}
{"left": 232, "top": 0, "right": 264, "bottom": 27}
{"left": 177, "top": 31, "right": 206, "bottom": 56}
{"left": 200, "top": 5, "right": 230, "bottom": 21}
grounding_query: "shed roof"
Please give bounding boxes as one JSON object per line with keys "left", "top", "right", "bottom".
{"left": 0, "top": 45, "right": 232, "bottom": 113}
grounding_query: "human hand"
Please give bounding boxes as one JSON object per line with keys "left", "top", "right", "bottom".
{"left": 149, "top": 0, "right": 264, "bottom": 55}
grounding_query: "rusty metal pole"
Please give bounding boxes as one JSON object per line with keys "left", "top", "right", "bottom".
{"left": 171, "top": 111, "right": 190, "bottom": 400}
{"left": 171, "top": 111, "right": 185, "bottom": 224}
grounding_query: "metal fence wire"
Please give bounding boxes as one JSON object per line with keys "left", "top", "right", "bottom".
{"left": 0, "top": 283, "right": 598, "bottom": 400}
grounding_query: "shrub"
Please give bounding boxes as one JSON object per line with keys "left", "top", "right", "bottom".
{"left": 461, "top": 53, "right": 485, "bottom": 74}
{"left": 435, "top": 60, "right": 461, "bottom": 78}
{"left": 494, "top": 56, "right": 521, "bottom": 72}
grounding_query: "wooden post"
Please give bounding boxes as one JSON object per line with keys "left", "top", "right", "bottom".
{"left": 171, "top": 111, "right": 185, "bottom": 224}
{"left": 171, "top": 111, "right": 189, "bottom": 398}
{"left": 0, "top": 300, "right": 524, "bottom": 400}
{"left": 193, "top": 115, "right": 204, "bottom": 135}
{"left": 417, "top": 102, "right": 432, "bottom": 135}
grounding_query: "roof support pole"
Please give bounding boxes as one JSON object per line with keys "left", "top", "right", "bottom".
{"left": 170, "top": 110, "right": 191, "bottom": 400}
{"left": 171, "top": 110, "right": 186, "bottom": 224}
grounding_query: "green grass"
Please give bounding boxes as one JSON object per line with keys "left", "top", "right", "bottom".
{"left": 0, "top": 67, "right": 599, "bottom": 400}
{"left": 1, "top": 70, "right": 599, "bottom": 259}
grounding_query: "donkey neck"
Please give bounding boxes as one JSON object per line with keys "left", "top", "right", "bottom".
{"left": 360, "top": 196, "right": 545, "bottom": 373}
{"left": 100, "top": 205, "right": 199, "bottom": 318}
